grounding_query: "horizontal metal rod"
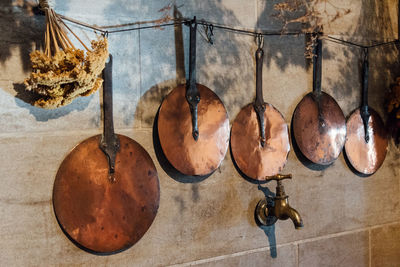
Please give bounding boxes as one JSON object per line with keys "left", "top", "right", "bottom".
{"left": 325, "top": 35, "right": 399, "bottom": 49}
{"left": 56, "top": 13, "right": 399, "bottom": 49}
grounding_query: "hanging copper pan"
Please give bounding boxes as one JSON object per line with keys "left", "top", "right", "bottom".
{"left": 231, "top": 35, "right": 290, "bottom": 180}
{"left": 53, "top": 56, "right": 160, "bottom": 254}
{"left": 157, "top": 17, "right": 230, "bottom": 176}
{"left": 344, "top": 48, "right": 388, "bottom": 175}
{"left": 292, "top": 35, "right": 346, "bottom": 165}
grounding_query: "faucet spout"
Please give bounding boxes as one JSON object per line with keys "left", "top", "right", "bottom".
{"left": 274, "top": 196, "right": 304, "bottom": 229}
{"left": 282, "top": 205, "right": 303, "bottom": 229}
{"left": 255, "top": 174, "right": 303, "bottom": 229}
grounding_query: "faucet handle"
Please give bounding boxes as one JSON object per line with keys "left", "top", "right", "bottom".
{"left": 265, "top": 174, "right": 292, "bottom": 182}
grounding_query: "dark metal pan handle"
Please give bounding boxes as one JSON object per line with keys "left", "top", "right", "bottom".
{"left": 312, "top": 35, "right": 322, "bottom": 98}
{"left": 361, "top": 48, "right": 370, "bottom": 143}
{"left": 311, "top": 34, "right": 326, "bottom": 132}
{"left": 253, "top": 34, "right": 266, "bottom": 147}
{"left": 186, "top": 17, "right": 200, "bottom": 141}
{"left": 100, "top": 55, "right": 120, "bottom": 183}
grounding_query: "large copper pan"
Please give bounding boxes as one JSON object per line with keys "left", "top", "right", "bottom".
{"left": 157, "top": 18, "right": 230, "bottom": 176}
{"left": 53, "top": 56, "right": 160, "bottom": 254}
{"left": 231, "top": 35, "right": 290, "bottom": 180}
{"left": 344, "top": 49, "right": 388, "bottom": 175}
{"left": 292, "top": 35, "right": 346, "bottom": 165}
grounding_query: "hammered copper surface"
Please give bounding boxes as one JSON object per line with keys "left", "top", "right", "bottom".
{"left": 53, "top": 134, "right": 160, "bottom": 254}
{"left": 345, "top": 108, "right": 388, "bottom": 174}
{"left": 231, "top": 104, "right": 290, "bottom": 180}
{"left": 158, "top": 84, "right": 229, "bottom": 176}
{"left": 293, "top": 92, "right": 346, "bottom": 165}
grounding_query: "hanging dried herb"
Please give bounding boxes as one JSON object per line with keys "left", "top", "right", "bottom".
{"left": 24, "top": 5, "right": 108, "bottom": 109}
{"left": 273, "top": 0, "right": 351, "bottom": 33}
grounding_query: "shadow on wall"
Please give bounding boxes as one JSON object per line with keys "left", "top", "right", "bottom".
{"left": 130, "top": 0, "right": 309, "bottom": 257}
{"left": 1, "top": 0, "right": 399, "bottom": 260}
{"left": 0, "top": 0, "right": 43, "bottom": 71}
{"left": 327, "top": 0, "right": 400, "bottom": 118}
{"left": 135, "top": 0, "right": 314, "bottom": 131}
{"left": 256, "top": 0, "right": 309, "bottom": 70}
{"left": 134, "top": 2, "right": 253, "bottom": 128}
{"left": 256, "top": 185, "right": 278, "bottom": 258}
{"left": 323, "top": 0, "right": 400, "bottom": 176}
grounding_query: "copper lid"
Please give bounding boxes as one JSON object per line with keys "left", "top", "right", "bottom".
{"left": 53, "top": 134, "right": 160, "bottom": 254}
{"left": 345, "top": 108, "right": 388, "bottom": 174}
{"left": 292, "top": 92, "right": 346, "bottom": 165}
{"left": 231, "top": 103, "right": 290, "bottom": 180}
{"left": 157, "top": 84, "right": 230, "bottom": 176}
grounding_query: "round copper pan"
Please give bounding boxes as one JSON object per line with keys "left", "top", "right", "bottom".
{"left": 157, "top": 84, "right": 230, "bottom": 176}
{"left": 345, "top": 108, "right": 388, "bottom": 174}
{"left": 231, "top": 104, "right": 290, "bottom": 180}
{"left": 53, "top": 134, "right": 160, "bottom": 254}
{"left": 292, "top": 92, "right": 346, "bottom": 165}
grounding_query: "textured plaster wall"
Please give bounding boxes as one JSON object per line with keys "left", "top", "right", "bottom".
{"left": 1, "top": 0, "right": 400, "bottom": 266}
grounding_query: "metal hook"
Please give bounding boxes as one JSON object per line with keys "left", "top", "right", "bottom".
{"left": 362, "top": 47, "right": 368, "bottom": 62}
{"left": 312, "top": 33, "right": 319, "bottom": 55}
{"left": 191, "top": 16, "right": 197, "bottom": 28}
{"left": 205, "top": 24, "right": 214, "bottom": 44}
{"left": 102, "top": 30, "right": 109, "bottom": 38}
{"left": 257, "top": 33, "right": 264, "bottom": 49}
{"left": 198, "top": 22, "right": 214, "bottom": 45}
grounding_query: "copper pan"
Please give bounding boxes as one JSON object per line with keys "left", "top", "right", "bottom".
{"left": 53, "top": 56, "right": 160, "bottom": 254}
{"left": 292, "top": 35, "right": 346, "bottom": 165}
{"left": 231, "top": 35, "right": 290, "bottom": 180}
{"left": 157, "top": 17, "right": 230, "bottom": 176}
{"left": 344, "top": 49, "right": 388, "bottom": 175}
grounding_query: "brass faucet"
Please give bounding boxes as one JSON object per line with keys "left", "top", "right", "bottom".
{"left": 256, "top": 174, "right": 303, "bottom": 229}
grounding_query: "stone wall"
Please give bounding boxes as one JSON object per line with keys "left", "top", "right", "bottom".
{"left": 1, "top": 0, "right": 399, "bottom": 266}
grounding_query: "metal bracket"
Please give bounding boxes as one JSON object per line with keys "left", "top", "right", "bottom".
{"left": 256, "top": 198, "right": 278, "bottom": 226}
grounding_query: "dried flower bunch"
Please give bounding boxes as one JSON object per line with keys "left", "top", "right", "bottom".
{"left": 273, "top": 0, "right": 351, "bottom": 58}
{"left": 273, "top": 0, "right": 350, "bottom": 33}
{"left": 24, "top": 4, "right": 108, "bottom": 109}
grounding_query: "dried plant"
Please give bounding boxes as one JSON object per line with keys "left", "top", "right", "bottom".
{"left": 273, "top": 0, "right": 350, "bottom": 58}
{"left": 24, "top": 5, "right": 108, "bottom": 109}
{"left": 273, "top": 0, "right": 351, "bottom": 33}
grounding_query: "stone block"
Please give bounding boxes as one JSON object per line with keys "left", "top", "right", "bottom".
{"left": 190, "top": 244, "right": 296, "bottom": 267}
{"left": 371, "top": 223, "right": 400, "bottom": 267}
{"left": 299, "top": 231, "right": 369, "bottom": 267}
